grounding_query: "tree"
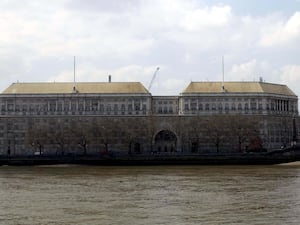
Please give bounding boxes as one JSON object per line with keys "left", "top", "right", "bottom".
{"left": 26, "top": 127, "right": 47, "bottom": 155}
{"left": 204, "top": 116, "right": 227, "bottom": 153}
{"left": 50, "top": 120, "right": 73, "bottom": 155}
{"left": 228, "top": 115, "right": 260, "bottom": 152}
{"left": 72, "top": 123, "right": 90, "bottom": 155}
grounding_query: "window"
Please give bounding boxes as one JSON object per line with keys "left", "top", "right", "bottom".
{"left": 225, "top": 103, "right": 229, "bottom": 111}
{"left": 205, "top": 103, "right": 210, "bottom": 111}
{"left": 121, "top": 104, "right": 125, "bottom": 115}
{"left": 184, "top": 104, "right": 189, "bottom": 111}
{"left": 198, "top": 104, "right": 203, "bottom": 111}
{"left": 212, "top": 103, "right": 216, "bottom": 111}
{"left": 250, "top": 102, "right": 257, "bottom": 110}
{"left": 231, "top": 103, "right": 236, "bottom": 111}
{"left": 142, "top": 104, "right": 147, "bottom": 111}
{"left": 271, "top": 102, "right": 275, "bottom": 111}
{"left": 22, "top": 104, "right": 27, "bottom": 112}
{"left": 114, "top": 104, "right": 118, "bottom": 114}
{"left": 135, "top": 102, "right": 140, "bottom": 111}
{"left": 64, "top": 101, "right": 69, "bottom": 111}
{"left": 71, "top": 101, "right": 76, "bottom": 111}
{"left": 8, "top": 104, "right": 14, "bottom": 112}
{"left": 218, "top": 103, "right": 223, "bottom": 111}
{"left": 107, "top": 104, "right": 111, "bottom": 112}
{"left": 128, "top": 104, "right": 133, "bottom": 113}
{"left": 92, "top": 101, "right": 98, "bottom": 111}
{"left": 191, "top": 103, "right": 197, "bottom": 111}
{"left": 57, "top": 103, "right": 62, "bottom": 112}
{"left": 50, "top": 102, "right": 56, "bottom": 112}
{"left": 163, "top": 106, "right": 168, "bottom": 113}
{"left": 78, "top": 102, "right": 84, "bottom": 111}
{"left": 100, "top": 104, "right": 104, "bottom": 113}
{"left": 238, "top": 103, "right": 242, "bottom": 111}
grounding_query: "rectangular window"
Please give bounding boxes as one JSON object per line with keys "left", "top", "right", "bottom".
{"left": 7, "top": 104, "right": 14, "bottom": 112}
{"left": 78, "top": 102, "right": 84, "bottom": 111}
{"left": 57, "top": 103, "right": 62, "bottom": 112}
{"left": 205, "top": 104, "right": 209, "bottom": 111}
{"left": 114, "top": 104, "right": 118, "bottom": 115}
{"left": 100, "top": 104, "right": 104, "bottom": 113}
{"left": 71, "top": 101, "right": 76, "bottom": 111}
{"left": 92, "top": 101, "right": 98, "bottom": 111}
{"left": 142, "top": 104, "right": 147, "bottom": 111}
{"left": 128, "top": 104, "right": 133, "bottom": 112}
{"left": 191, "top": 103, "right": 197, "bottom": 111}
{"left": 184, "top": 104, "right": 189, "bottom": 111}
{"left": 198, "top": 104, "right": 203, "bottom": 111}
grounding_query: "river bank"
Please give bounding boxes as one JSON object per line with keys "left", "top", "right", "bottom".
{"left": 0, "top": 148, "right": 299, "bottom": 166}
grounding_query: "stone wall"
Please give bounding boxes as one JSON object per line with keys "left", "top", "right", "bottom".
{"left": 0, "top": 114, "right": 298, "bottom": 156}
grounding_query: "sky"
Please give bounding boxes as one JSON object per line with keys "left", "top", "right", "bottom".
{"left": 0, "top": 0, "right": 300, "bottom": 96}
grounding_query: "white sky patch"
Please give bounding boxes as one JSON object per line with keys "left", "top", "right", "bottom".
{"left": 0, "top": 0, "right": 299, "bottom": 100}
{"left": 228, "top": 59, "right": 272, "bottom": 82}
{"left": 47, "top": 64, "right": 163, "bottom": 89}
{"left": 260, "top": 12, "right": 300, "bottom": 47}
{"left": 151, "top": 77, "right": 187, "bottom": 95}
{"left": 180, "top": 5, "right": 232, "bottom": 31}
{"left": 280, "top": 65, "right": 300, "bottom": 83}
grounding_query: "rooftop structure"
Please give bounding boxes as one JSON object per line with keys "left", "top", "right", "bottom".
{"left": 3, "top": 82, "right": 150, "bottom": 94}
{"left": 182, "top": 82, "right": 296, "bottom": 96}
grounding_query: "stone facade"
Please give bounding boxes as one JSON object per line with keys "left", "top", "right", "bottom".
{"left": 0, "top": 81, "right": 298, "bottom": 156}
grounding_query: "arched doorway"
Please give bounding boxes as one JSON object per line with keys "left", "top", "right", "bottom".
{"left": 154, "top": 130, "right": 177, "bottom": 153}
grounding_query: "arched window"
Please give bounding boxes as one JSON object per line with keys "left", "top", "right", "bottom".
{"left": 238, "top": 103, "right": 242, "bottom": 111}
{"left": 218, "top": 103, "right": 223, "bottom": 111}
{"left": 231, "top": 103, "right": 236, "bottom": 111}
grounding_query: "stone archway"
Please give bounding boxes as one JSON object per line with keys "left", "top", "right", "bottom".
{"left": 154, "top": 130, "right": 177, "bottom": 153}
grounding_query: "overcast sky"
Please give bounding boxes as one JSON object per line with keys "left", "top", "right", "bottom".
{"left": 0, "top": 0, "right": 300, "bottom": 96}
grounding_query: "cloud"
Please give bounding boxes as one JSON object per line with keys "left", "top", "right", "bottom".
{"left": 180, "top": 5, "right": 232, "bottom": 31}
{"left": 0, "top": 0, "right": 300, "bottom": 100}
{"left": 260, "top": 12, "right": 300, "bottom": 47}
{"left": 280, "top": 65, "right": 300, "bottom": 83}
{"left": 67, "top": 0, "right": 140, "bottom": 13}
{"left": 228, "top": 59, "right": 272, "bottom": 82}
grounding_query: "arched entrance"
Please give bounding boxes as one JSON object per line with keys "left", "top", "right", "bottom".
{"left": 154, "top": 130, "right": 177, "bottom": 153}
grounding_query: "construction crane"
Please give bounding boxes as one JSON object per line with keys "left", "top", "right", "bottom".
{"left": 148, "top": 67, "right": 160, "bottom": 91}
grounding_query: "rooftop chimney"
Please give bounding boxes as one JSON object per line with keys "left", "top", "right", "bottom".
{"left": 108, "top": 75, "right": 111, "bottom": 83}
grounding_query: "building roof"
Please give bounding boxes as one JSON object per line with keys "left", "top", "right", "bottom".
{"left": 2, "top": 82, "right": 149, "bottom": 94}
{"left": 182, "top": 82, "right": 297, "bottom": 97}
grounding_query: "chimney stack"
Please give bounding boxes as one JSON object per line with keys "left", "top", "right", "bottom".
{"left": 108, "top": 75, "right": 111, "bottom": 83}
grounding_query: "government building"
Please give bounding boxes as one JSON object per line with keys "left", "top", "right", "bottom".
{"left": 0, "top": 79, "right": 298, "bottom": 156}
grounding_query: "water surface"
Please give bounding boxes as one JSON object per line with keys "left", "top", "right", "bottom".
{"left": 0, "top": 163, "right": 300, "bottom": 225}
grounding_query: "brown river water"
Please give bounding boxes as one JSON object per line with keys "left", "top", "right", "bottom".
{"left": 1, "top": 163, "right": 300, "bottom": 225}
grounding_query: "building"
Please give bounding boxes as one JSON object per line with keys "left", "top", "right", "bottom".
{"left": 0, "top": 80, "right": 298, "bottom": 156}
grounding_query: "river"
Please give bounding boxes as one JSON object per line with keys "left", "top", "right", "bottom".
{"left": 0, "top": 163, "right": 300, "bottom": 225}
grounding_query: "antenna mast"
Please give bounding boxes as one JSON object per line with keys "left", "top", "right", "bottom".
{"left": 222, "top": 56, "right": 225, "bottom": 92}
{"left": 74, "top": 56, "right": 76, "bottom": 84}
{"left": 73, "top": 56, "right": 76, "bottom": 93}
